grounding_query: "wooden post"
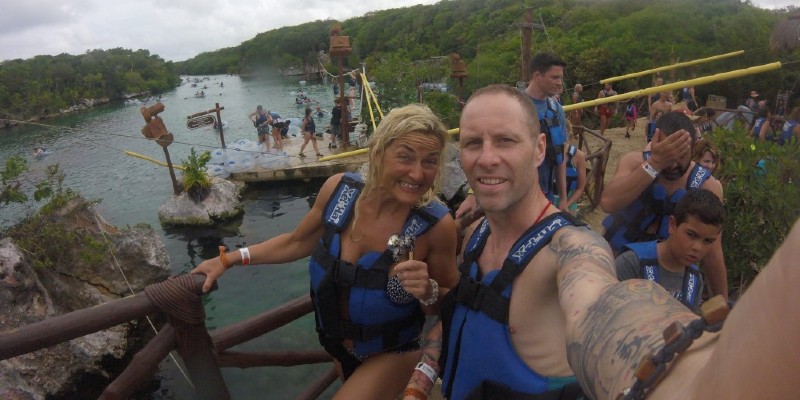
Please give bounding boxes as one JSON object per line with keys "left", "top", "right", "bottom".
{"left": 101, "top": 324, "right": 177, "bottom": 400}
{"left": 140, "top": 103, "right": 181, "bottom": 195}
{"left": 331, "top": 26, "right": 352, "bottom": 147}
{"left": 215, "top": 103, "right": 226, "bottom": 148}
{"left": 521, "top": 8, "right": 533, "bottom": 83}
{"left": 161, "top": 144, "right": 181, "bottom": 196}
{"left": 339, "top": 57, "right": 350, "bottom": 147}
{"left": 519, "top": 8, "right": 545, "bottom": 85}
{"left": 145, "top": 274, "right": 230, "bottom": 399}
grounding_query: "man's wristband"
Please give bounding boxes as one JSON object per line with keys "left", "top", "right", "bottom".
{"left": 642, "top": 162, "right": 659, "bottom": 179}
{"left": 415, "top": 362, "right": 438, "bottom": 384}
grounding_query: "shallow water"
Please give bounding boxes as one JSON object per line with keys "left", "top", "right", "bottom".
{"left": 0, "top": 75, "right": 341, "bottom": 399}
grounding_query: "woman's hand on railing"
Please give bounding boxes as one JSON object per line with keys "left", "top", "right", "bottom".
{"left": 190, "top": 246, "right": 229, "bottom": 293}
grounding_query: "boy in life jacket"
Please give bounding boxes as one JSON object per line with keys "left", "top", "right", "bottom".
{"left": 614, "top": 188, "right": 724, "bottom": 312}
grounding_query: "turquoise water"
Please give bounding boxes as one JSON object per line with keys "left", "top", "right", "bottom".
{"left": 0, "top": 75, "right": 340, "bottom": 399}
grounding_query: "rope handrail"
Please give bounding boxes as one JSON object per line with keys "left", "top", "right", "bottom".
{"left": 0, "top": 273, "right": 335, "bottom": 399}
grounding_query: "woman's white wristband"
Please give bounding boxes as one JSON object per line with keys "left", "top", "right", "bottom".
{"left": 240, "top": 247, "right": 251, "bottom": 266}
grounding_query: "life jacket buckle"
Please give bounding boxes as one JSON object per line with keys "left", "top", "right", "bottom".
{"left": 332, "top": 260, "right": 358, "bottom": 286}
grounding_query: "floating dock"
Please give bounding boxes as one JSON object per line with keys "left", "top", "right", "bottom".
{"left": 228, "top": 134, "right": 367, "bottom": 183}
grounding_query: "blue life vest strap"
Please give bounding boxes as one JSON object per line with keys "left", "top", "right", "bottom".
{"left": 624, "top": 242, "right": 703, "bottom": 309}
{"left": 456, "top": 212, "right": 584, "bottom": 324}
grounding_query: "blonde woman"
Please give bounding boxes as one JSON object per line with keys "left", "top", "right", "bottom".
{"left": 193, "top": 104, "right": 458, "bottom": 400}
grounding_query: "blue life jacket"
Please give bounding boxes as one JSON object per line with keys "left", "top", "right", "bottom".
{"left": 309, "top": 173, "right": 448, "bottom": 377}
{"left": 646, "top": 121, "right": 657, "bottom": 142}
{"left": 681, "top": 87, "right": 695, "bottom": 106}
{"left": 440, "top": 213, "right": 585, "bottom": 400}
{"left": 625, "top": 104, "right": 636, "bottom": 118}
{"left": 602, "top": 160, "right": 712, "bottom": 255}
{"left": 254, "top": 112, "right": 268, "bottom": 128}
{"left": 532, "top": 96, "right": 567, "bottom": 199}
{"left": 304, "top": 116, "right": 316, "bottom": 133}
{"left": 779, "top": 119, "right": 798, "bottom": 146}
{"left": 565, "top": 145, "right": 578, "bottom": 193}
{"left": 623, "top": 241, "right": 702, "bottom": 311}
{"left": 752, "top": 117, "right": 768, "bottom": 141}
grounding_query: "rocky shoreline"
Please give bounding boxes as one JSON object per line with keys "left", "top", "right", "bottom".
{"left": 1, "top": 97, "right": 111, "bottom": 130}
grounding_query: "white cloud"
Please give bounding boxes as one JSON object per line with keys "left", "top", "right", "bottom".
{"left": 0, "top": 0, "right": 440, "bottom": 62}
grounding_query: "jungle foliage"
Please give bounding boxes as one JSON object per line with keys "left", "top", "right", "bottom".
{"left": 0, "top": 48, "right": 180, "bottom": 121}
{"left": 706, "top": 126, "right": 800, "bottom": 296}
{"left": 176, "top": 0, "right": 797, "bottom": 110}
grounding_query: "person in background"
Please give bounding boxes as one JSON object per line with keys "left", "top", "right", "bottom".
{"left": 624, "top": 98, "right": 638, "bottom": 138}
{"left": 600, "top": 111, "right": 728, "bottom": 299}
{"left": 615, "top": 188, "right": 725, "bottom": 312}
{"left": 270, "top": 122, "right": 284, "bottom": 152}
{"left": 750, "top": 107, "right": 774, "bottom": 143}
{"left": 596, "top": 82, "right": 618, "bottom": 135}
{"left": 692, "top": 138, "right": 720, "bottom": 175}
{"left": 647, "top": 91, "right": 673, "bottom": 143}
{"left": 329, "top": 98, "right": 342, "bottom": 149}
{"left": 248, "top": 105, "right": 272, "bottom": 152}
{"left": 744, "top": 90, "right": 759, "bottom": 111}
{"left": 554, "top": 143, "right": 586, "bottom": 216}
{"left": 681, "top": 85, "right": 698, "bottom": 111}
{"left": 299, "top": 107, "right": 323, "bottom": 158}
{"left": 778, "top": 106, "right": 800, "bottom": 146}
{"left": 32, "top": 147, "right": 45, "bottom": 158}
{"left": 193, "top": 104, "right": 458, "bottom": 400}
{"left": 570, "top": 83, "right": 584, "bottom": 139}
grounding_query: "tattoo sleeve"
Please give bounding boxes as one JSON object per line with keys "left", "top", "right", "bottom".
{"left": 550, "top": 227, "right": 697, "bottom": 399}
{"left": 567, "top": 279, "right": 696, "bottom": 399}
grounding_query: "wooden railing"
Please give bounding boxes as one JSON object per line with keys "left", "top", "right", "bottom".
{"left": 571, "top": 125, "right": 612, "bottom": 209}
{"left": 0, "top": 274, "right": 335, "bottom": 400}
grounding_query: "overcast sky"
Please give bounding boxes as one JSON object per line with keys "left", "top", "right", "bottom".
{"left": 0, "top": 0, "right": 794, "bottom": 63}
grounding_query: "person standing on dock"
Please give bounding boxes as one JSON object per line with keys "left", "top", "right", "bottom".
{"left": 249, "top": 105, "right": 271, "bottom": 152}
{"left": 193, "top": 104, "right": 458, "bottom": 400}
{"left": 299, "top": 107, "right": 322, "bottom": 158}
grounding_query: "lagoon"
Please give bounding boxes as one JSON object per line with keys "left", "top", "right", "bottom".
{"left": 0, "top": 75, "right": 341, "bottom": 399}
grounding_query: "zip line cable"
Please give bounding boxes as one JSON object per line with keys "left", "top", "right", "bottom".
{"left": 0, "top": 113, "right": 314, "bottom": 161}
{"left": 89, "top": 210, "right": 196, "bottom": 389}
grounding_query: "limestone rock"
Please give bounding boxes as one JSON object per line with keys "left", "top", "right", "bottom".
{"left": 158, "top": 177, "right": 244, "bottom": 226}
{"left": 0, "top": 197, "right": 171, "bottom": 399}
{"left": 440, "top": 142, "right": 468, "bottom": 202}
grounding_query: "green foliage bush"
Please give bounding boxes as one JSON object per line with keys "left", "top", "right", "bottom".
{"left": 3, "top": 164, "right": 106, "bottom": 270}
{"left": 181, "top": 148, "right": 212, "bottom": 203}
{"left": 707, "top": 126, "right": 800, "bottom": 296}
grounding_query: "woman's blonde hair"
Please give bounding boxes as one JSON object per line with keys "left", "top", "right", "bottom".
{"left": 361, "top": 103, "right": 448, "bottom": 207}
{"left": 692, "top": 138, "right": 720, "bottom": 173}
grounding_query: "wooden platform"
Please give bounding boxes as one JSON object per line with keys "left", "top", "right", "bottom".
{"left": 228, "top": 133, "right": 367, "bottom": 183}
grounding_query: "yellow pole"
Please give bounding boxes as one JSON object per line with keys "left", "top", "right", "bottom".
{"left": 125, "top": 150, "right": 186, "bottom": 171}
{"left": 359, "top": 73, "right": 378, "bottom": 130}
{"left": 565, "top": 62, "right": 781, "bottom": 111}
{"left": 319, "top": 148, "right": 367, "bottom": 162}
{"left": 362, "top": 73, "right": 384, "bottom": 118}
{"left": 600, "top": 50, "right": 745, "bottom": 84}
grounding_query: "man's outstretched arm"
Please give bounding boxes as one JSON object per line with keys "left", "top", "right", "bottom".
{"left": 552, "top": 227, "right": 697, "bottom": 400}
